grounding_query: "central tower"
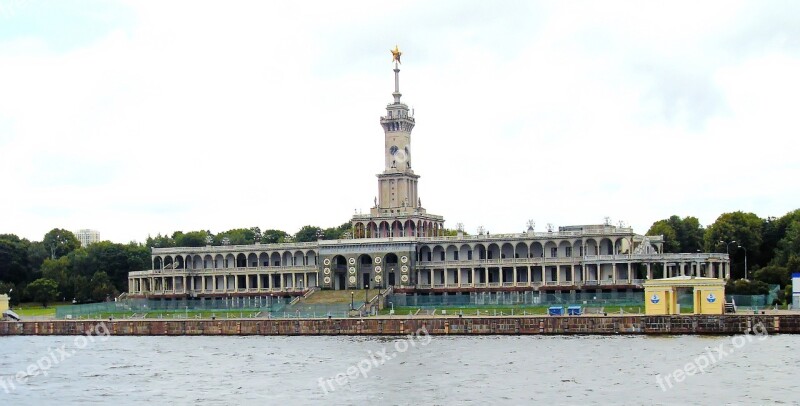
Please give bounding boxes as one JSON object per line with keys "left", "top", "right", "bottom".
{"left": 350, "top": 47, "right": 445, "bottom": 239}
{"left": 377, "top": 57, "right": 419, "bottom": 210}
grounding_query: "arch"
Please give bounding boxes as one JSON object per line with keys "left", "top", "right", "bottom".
{"left": 294, "top": 250, "right": 304, "bottom": 266}
{"left": 487, "top": 243, "right": 500, "bottom": 260}
{"left": 236, "top": 253, "right": 247, "bottom": 268}
{"left": 432, "top": 245, "right": 445, "bottom": 262}
{"left": 282, "top": 251, "right": 292, "bottom": 267}
{"left": 405, "top": 220, "right": 416, "bottom": 237}
{"left": 474, "top": 243, "right": 487, "bottom": 260}
{"left": 558, "top": 240, "right": 571, "bottom": 257}
{"left": 163, "top": 255, "right": 173, "bottom": 269}
{"left": 305, "top": 250, "right": 317, "bottom": 266}
{"left": 332, "top": 255, "right": 347, "bottom": 270}
{"left": 174, "top": 255, "right": 184, "bottom": 269}
{"left": 385, "top": 253, "right": 399, "bottom": 265}
{"left": 214, "top": 254, "right": 224, "bottom": 268}
{"left": 599, "top": 238, "right": 613, "bottom": 255}
{"left": 154, "top": 257, "right": 163, "bottom": 270}
{"left": 419, "top": 245, "right": 432, "bottom": 262}
{"left": 192, "top": 255, "right": 203, "bottom": 269}
{"left": 259, "top": 252, "right": 269, "bottom": 267}
{"left": 445, "top": 245, "right": 458, "bottom": 261}
{"left": 572, "top": 240, "right": 582, "bottom": 257}
{"left": 531, "top": 242, "right": 543, "bottom": 258}
{"left": 204, "top": 254, "right": 213, "bottom": 269}
{"left": 544, "top": 241, "right": 557, "bottom": 258}
{"left": 247, "top": 253, "right": 258, "bottom": 267}
{"left": 515, "top": 242, "right": 529, "bottom": 258}
{"left": 379, "top": 221, "right": 390, "bottom": 238}
{"left": 459, "top": 244, "right": 472, "bottom": 261}
{"left": 585, "top": 238, "right": 598, "bottom": 256}
{"left": 354, "top": 222, "right": 365, "bottom": 239}
{"left": 391, "top": 220, "right": 403, "bottom": 237}
{"left": 270, "top": 252, "right": 281, "bottom": 266}
{"left": 366, "top": 222, "right": 377, "bottom": 238}
{"left": 225, "top": 254, "right": 235, "bottom": 268}
{"left": 501, "top": 243, "right": 514, "bottom": 259}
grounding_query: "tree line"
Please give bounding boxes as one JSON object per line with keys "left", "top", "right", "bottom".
{"left": 646, "top": 210, "right": 800, "bottom": 300}
{"left": 1, "top": 210, "right": 798, "bottom": 307}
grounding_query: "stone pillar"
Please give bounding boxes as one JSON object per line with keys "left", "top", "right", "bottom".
{"left": 646, "top": 263, "right": 652, "bottom": 280}
{"left": 304, "top": 273, "right": 308, "bottom": 289}
{"left": 513, "top": 267, "right": 517, "bottom": 286}
{"left": 527, "top": 266, "right": 531, "bottom": 285}
{"left": 444, "top": 269, "right": 448, "bottom": 286}
{"left": 471, "top": 268, "right": 476, "bottom": 287}
{"left": 484, "top": 268, "right": 489, "bottom": 285}
{"left": 626, "top": 263, "right": 631, "bottom": 283}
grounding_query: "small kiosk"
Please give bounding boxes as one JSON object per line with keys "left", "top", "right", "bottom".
{"left": 0, "top": 294, "right": 8, "bottom": 314}
{"left": 644, "top": 276, "right": 725, "bottom": 315}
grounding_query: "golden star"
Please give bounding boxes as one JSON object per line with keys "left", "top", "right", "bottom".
{"left": 391, "top": 45, "right": 402, "bottom": 64}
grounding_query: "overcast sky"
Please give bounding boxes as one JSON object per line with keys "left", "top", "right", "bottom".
{"left": 1, "top": 0, "right": 798, "bottom": 244}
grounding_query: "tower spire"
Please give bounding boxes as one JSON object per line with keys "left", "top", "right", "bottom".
{"left": 390, "top": 45, "right": 402, "bottom": 104}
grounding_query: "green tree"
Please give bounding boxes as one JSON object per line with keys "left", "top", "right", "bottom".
{"left": 174, "top": 231, "right": 210, "bottom": 247}
{"left": 261, "top": 229, "right": 289, "bottom": 244}
{"left": 753, "top": 265, "right": 790, "bottom": 287}
{"left": 0, "top": 234, "right": 32, "bottom": 284}
{"left": 42, "top": 228, "right": 80, "bottom": 259}
{"left": 24, "top": 278, "right": 59, "bottom": 307}
{"left": 704, "top": 211, "right": 763, "bottom": 279}
{"left": 725, "top": 279, "right": 770, "bottom": 295}
{"left": 89, "top": 271, "right": 117, "bottom": 302}
{"left": 295, "top": 225, "right": 322, "bottom": 242}
{"left": 215, "top": 228, "right": 257, "bottom": 245}
{"left": 146, "top": 233, "right": 175, "bottom": 248}
{"left": 647, "top": 220, "right": 680, "bottom": 253}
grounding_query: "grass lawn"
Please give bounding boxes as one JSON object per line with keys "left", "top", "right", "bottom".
{"left": 11, "top": 302, "right": 72, "bottom": 317}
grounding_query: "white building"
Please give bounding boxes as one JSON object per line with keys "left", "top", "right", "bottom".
{"left": 75, "top": 229, "right": 101, "bottom": 247}
{"left": 793, "top": 273, "right": 800, "bottom": 308}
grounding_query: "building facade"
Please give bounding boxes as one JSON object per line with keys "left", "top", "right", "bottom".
{"left": 75, "top": 229, "right": 100, "bottom": 247}
{"left": 128, "top": 54, "right": 730, "bottom": 300}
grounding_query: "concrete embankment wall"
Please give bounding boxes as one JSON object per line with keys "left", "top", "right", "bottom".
{"left": 1, "top": 315, "right": 799, "bottom": 336}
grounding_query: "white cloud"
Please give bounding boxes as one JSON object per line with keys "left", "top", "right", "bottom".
{"left": 0, "top": 0, "right": 798, "bottom": 243}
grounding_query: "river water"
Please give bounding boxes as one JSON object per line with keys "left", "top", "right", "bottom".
{"left": 0, "top": 332, "right": 798, "bottom": 405}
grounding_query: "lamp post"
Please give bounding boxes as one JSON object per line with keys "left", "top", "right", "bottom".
{"left": 350, "top": 291, "right": 354, "bottom": 310}
{"left": 737, "top": 245, "right": 748, "bottom": 280}
{"left": 719, "top": 240, "right": 736, "bottom": 279}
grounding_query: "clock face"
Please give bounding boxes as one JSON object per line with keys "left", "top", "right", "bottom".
{"left": 390, "top": 145, "right": 399, "bottom": 155}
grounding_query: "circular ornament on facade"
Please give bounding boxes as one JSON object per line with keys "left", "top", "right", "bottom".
{"left": 349, "top": 267, "right": 356, "bottom": 275}
{"left": 323, "top": 258, "right": 331, "bottom": 266}
{"left": 348, "top": 257, "right": 356, "bottom": 265}
{"left": 349, "top": 276, "right": 357, "bottom": 284}
{"left": 323, "top": 276, "right": 331, "bottom": 284}
{"left": 375, "top": 256, "right": 382, "bottom": 264}
{"left": 401, "top": 265, "right": 409, "bottom": 273}
{"left": 374, "top": 275, "right": 382, "bottom": 283}
{"left": 401, "top": 255, "right": 408, "bottom": 263}
{"left": 374, "top": 266, "right": 382, "bottom": 273}
{"left": 323, "top": 267, "right": 331, "bottom": 275}
{"left": 400, "top": 275, "right": 409, "bottom": 283}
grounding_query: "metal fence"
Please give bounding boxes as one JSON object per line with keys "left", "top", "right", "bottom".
{"left": 388, "top": 291, "right": 645, "bottom": 308}
{"left": 55, "top": 296, "right": 292, "bottom": 319}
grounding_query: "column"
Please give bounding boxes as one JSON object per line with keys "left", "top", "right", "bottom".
{"left": 646, "top": 263, "right": 652, "bottom": 280}
{"left": 444, "top": 269, "right": 448, "bottom": 287}
{"left": 304, "top": 273, "right": 308, "bottom": 289}
{"left": 570, "top": 265, "right": 575, "bottom": 284}
{"left": 471, "top": 268, "right": 476, "bottom": 287}
{"left": 626, "top": 263, "right": 631, "bottom": 283}
{"left": 527, "top": 266, "right": 531, "bottom": 286}
{"left": 484, "top": 268, "right": 489, "bottom": 285}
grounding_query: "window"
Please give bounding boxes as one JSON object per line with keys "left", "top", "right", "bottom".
{"left": 565, "top": 247, "right": 572, "bottom": 257}
{"left": 467, "top": 251, "right": 473, "bottom": 260}
{"left": 440, "top": 251, "right": 445, "bottom": 261}
{"left": 550, "top": 247, "right": 557, "bottom": 258}
{"left": 453, "top": 251, "right": 459, "bottom": 261}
